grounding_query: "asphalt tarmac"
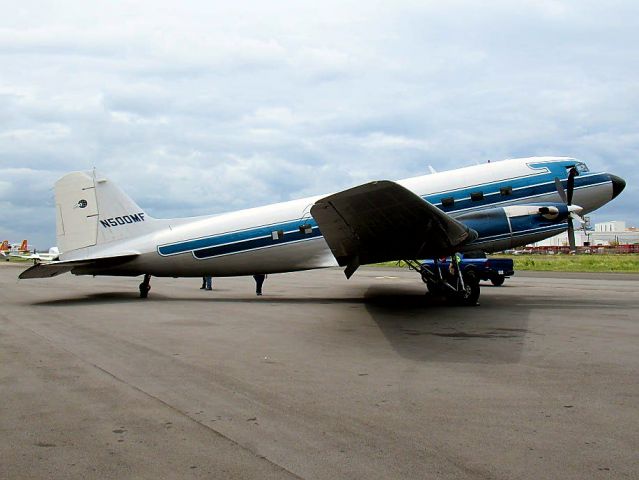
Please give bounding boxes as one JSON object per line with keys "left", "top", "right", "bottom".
{"left": 1, "top": 263, "right": 637, "bottom": 479}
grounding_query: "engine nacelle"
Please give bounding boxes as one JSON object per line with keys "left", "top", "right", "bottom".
{"left": 456, "top": 203, "right": 571, "bottom": 253}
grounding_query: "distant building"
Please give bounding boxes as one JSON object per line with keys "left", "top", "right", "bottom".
{"left": 530, "top": 221, "right": 639, "bottom": 247}
{"left": 595, "top": 221, "right": 625, "bottom": 232}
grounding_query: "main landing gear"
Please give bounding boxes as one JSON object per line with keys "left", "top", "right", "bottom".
{"left": 405, "top": 256, "right": 480, "bottom": 306}
{"left": 139, "top": 274, "right": 151, "bottom": 298}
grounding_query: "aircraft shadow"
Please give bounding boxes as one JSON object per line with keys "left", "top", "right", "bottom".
{"left": 30, "top": 285, "right": 533, "bottom": 365}
{"left": 30, "top": 292, "right": 373, "bottom": 306}
{"left": 362, "top": 285, "right": 531, "bottom": 365}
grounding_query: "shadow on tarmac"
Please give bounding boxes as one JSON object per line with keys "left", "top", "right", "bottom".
{"left": 30, "top": 292, "right": 376, "bottom": 306}
{"left": 29, "top": 283, "right": 534, "bottom": 365}
{"left": 362, "top": 284, "right": 531, "bottom": 364}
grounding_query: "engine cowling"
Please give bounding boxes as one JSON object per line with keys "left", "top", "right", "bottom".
{"left": 455, "top": 203, "right": 573, "bottom": 252}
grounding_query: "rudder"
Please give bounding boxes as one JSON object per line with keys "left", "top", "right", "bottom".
{"left": 55, "top": 171, "right": 156, "bottom": 254}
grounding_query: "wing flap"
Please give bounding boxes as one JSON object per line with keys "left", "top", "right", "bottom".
{"left": 310, "top": 180, "right": 476, "bottom": 277}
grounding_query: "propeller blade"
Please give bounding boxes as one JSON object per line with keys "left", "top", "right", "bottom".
{"left": 555, "top": 177, "right": 567, "bottom": 203}
{"left": 567, "top": 218, "right": 576, "bottom": 253}
{"left": 566, "top": 167, "right": 577, "bottom": 205}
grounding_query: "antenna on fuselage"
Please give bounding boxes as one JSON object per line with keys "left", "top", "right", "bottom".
{"left": 428, "top": 165, "right": 437, "bottom": 174}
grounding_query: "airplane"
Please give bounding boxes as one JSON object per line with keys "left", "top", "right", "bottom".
{"left": 10, "top": 246, "right": 60, "bottom": 262}
{"left": 1, "top": 240, "right": 31, "bottom": 260}
{"left": 18, "top": 156, "right": 625, "bottom": 305}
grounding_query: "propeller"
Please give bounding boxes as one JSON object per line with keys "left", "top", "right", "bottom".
{"left": 554, "top": 167, "right": 584, "bottom": 253}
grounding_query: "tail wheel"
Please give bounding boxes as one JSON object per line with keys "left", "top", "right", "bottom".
{"left": 139, "top": 283, "right": 151, "bottom": 298}
{"left": 139, "top": 274, "right": 151, "bottom": 299}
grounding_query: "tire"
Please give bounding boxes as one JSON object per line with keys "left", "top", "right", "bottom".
{"left": 452, "top": 271, "right": 480, "bottom": 306}
{"left": 139, "top": 282, "right": 151, "bottom": 298}
{"left": 490, "top": 275, "right": 505, "bottom": 286}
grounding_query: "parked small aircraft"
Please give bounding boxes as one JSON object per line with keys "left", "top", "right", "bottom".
{"left": 1, "top": 240, "right": 31, "bottom": 260}
{"left": 19, "top": 157, "right": 625, "bottom": 304}
{"left": 11, "top": 246, "right": 60, "bottom": 262}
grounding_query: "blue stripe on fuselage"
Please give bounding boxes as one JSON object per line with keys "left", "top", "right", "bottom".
{"left": 158, "top": 220, "right": 320, "bottom": 257}
{"left": 427, "top": 171, "right": 609, "bottom": 215}
{"left": 193, "top": 226, "right": 322, "bottom": 259}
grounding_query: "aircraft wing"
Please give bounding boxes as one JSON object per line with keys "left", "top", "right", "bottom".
{"left": 310, "top": 180, "right": 477, "bottom": 277}
{"left": 19, "top": 252, "right": 139, "bottom": 279}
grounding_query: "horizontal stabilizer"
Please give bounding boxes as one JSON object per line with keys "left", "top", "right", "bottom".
{"left": 19, "top": 262, "right": 87, "bottom": 279}
{"left": 311, "top": 180, "right": 476, "bottom": 277}
{"left": 19, "top": 252, "right": 139, "bottom": 279}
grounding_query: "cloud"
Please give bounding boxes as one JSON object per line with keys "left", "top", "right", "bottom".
{"left": 0, "top": 0, "right": 638, "bottom": 248}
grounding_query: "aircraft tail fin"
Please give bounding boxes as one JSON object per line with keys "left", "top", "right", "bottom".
{"left": 0, "top": 240, "right": 9, "bottom": 252}
{"left": 19, "top": 240, "right": 28, "bottom": 251}
{"left": 55, "top": 171, "right": 158, "bottom": 255}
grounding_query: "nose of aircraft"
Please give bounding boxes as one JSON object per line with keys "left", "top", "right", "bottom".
{"left": 609, "top": 174, "right": 626, "bottom": 199}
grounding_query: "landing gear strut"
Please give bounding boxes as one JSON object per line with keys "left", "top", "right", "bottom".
{"left": 139, "top": 274, "right": 151, "bottom": 298}
{"left": 405, "top": 256, "right": 480, "bottom": 306}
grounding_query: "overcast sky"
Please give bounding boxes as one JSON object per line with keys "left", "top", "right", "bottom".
{"left": 1, "top": 0, "right": 637, "bottom": 248}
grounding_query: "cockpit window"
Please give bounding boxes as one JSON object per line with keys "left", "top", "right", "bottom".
{"left": 574, "top": 162, "right": 589, "bottom": 173}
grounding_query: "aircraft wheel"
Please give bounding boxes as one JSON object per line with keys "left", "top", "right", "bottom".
{"left": 453, "top": 271, "right": 480, "bottom": 306}
{"left": 139, "top": 274, "right": 152, "bottom": 299}
{"left": 139, "top": 283, "right": 151, "bottom": 298}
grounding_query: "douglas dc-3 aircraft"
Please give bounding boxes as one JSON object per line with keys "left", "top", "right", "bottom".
{"left": 19, "top": 156, "right": 625, "bottom": 305}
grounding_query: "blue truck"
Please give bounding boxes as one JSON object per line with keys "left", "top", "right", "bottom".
{"left": 421, "top": 251, "right": 515, "bottom": 287}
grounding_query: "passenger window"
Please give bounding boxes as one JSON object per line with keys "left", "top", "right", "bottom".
{"left": 299, "top": 224, "right": 312, "bottom": 234}
{"left": 441, "top": 197, "right": 455, "bottom": 207}
{"left": 500, "top": 186, "right": 512, "bottom": 196}
{"left": 271, "top": 230, "right": 284, "bottom": 240}
{"left": 470, "top": 192, "right": 484, "bottom": 201}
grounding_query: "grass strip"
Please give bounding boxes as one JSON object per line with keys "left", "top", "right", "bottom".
{"left": 372, "top": 255, "right": 639, "bottom": 273}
